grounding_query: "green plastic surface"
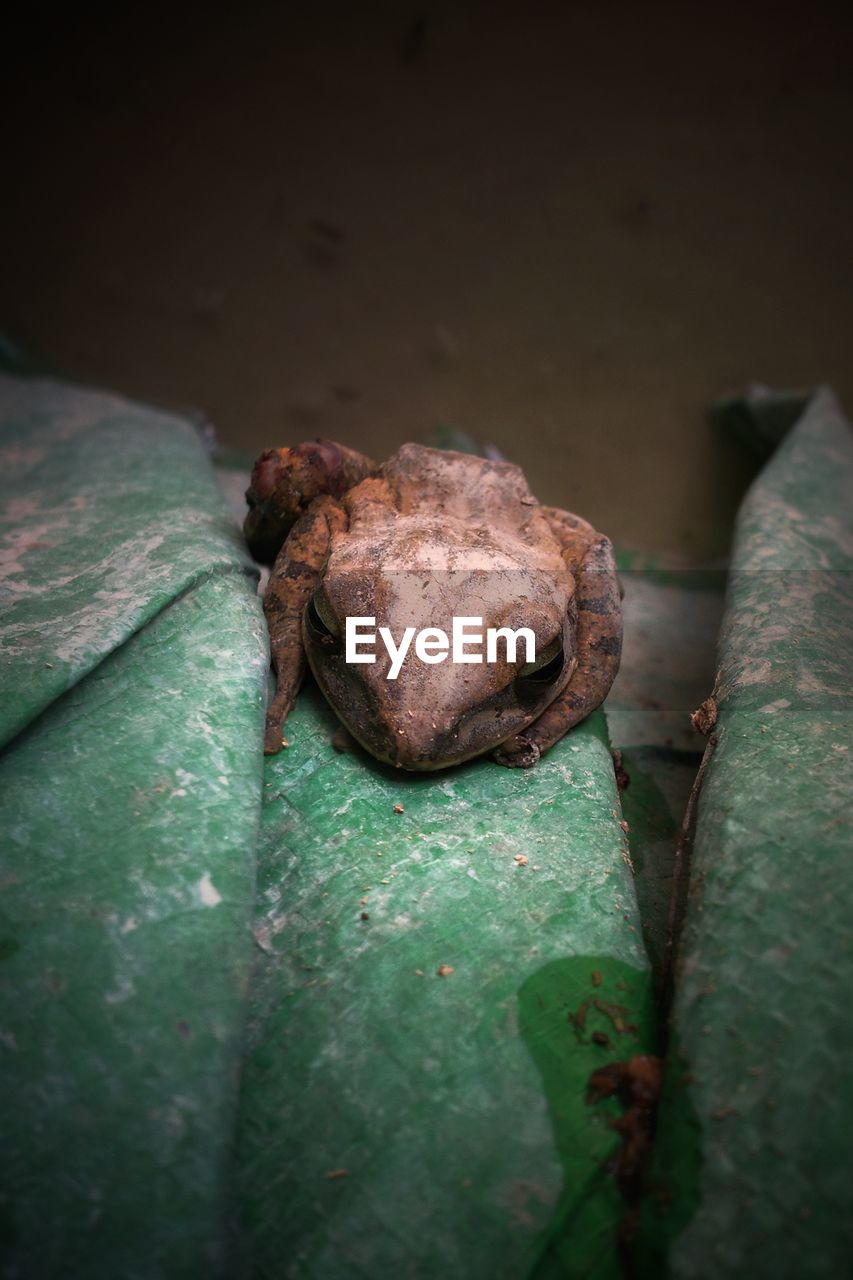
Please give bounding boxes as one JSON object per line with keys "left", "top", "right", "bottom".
{"left": 10, "top": 365, "right": 849, "bottom": 1279}
{"left": 1, "top": 371, "right": 658, "bottom": 1278}
{"left": 638, "top": 388, "right": 853, "bottom": 1277}
{"left": 235, "top": 695, "right": 656, "bottom": 1280}
{"left": 605, "top": 568, "right": 724, "bottom": 991}
{"left": 0, "top": 376, "right": 268, "bottom": 1276}
{"left": 0, "top": 375, "right": 258, "bottom": 748}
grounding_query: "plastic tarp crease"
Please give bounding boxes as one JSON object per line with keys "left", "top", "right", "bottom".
{"left": 0, "top": 375, "right": 260, "bottom": 749}
{"left": 234, "top": 694, "right": 656, "bottom": 1280}
{"left": 1, "top": 373, "right": 655, "bottom": 1279}
{"left": 638, "top": 388, "right": 853, "bottom": 1278}
{"left": 0, "top": 375, "right": 268, "bottom": 1277}
{"left": 10, "top": 370, "right": 849, "bottom": 1278}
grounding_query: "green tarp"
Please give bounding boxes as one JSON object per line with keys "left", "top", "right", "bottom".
{"left": 0, "top": 375, "right": 268, "bottom": 1275}
{"left": 1, "top": 373, "right": 654, "bottom": 1278}
{"left": 3, "top": 370, "right": 851, "bottom": 1279}
{"left": 638, "top": 388, "right": 853, "bottom": 1277}
{"left": 236, "top": 693, "right": 654, "bottom": 1280}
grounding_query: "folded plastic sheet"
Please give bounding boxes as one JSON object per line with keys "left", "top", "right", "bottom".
{"left": 234, "top": 699, "right": 655, "bottom": 1280}
{"left": 605, "top": 565, "right": 724, "bottom": 987}
{"left": 0, "top": 376, "right": 268, "bottom": 1276}
{"left": 223, "top": 435, "right": 667, "bottom": 1276}
{"left": 638, "top": 388, "right": 853, "bottom": 1276}
{"left": 0, "top": 375, "right": 261, "bottom": 747}
{"left": 27, "top": 366, "right": 853, "bottom": 1276}
{"left": 1, "top": 372, "right": 659, "bottom": 1278}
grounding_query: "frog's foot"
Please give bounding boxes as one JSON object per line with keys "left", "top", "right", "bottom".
{"left": 261, "top": 495, "right": 349, "bottom": 756}
{"left": 263, "top": 693, "right": 291, "bottom": 755}
{"left": 493, "top": 735, "right": 541, "bottom": 768}
{"left": 264, "top": 730, "right": 287, "bottom": 756}
{"left": 331, "top": 724, "right": 358, "bottom": 755}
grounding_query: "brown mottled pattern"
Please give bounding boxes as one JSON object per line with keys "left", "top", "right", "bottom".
{"left": 495, "top": 509, "right": 622, "bottom": 765}
{"left": 253, "top": 443, "right": 622, "bottom": 768}
{"left": 245, "top": 440, "right": 373, "bottom": 564}
{"left": 262, "top": 495, "right": 347, "bottom": 753}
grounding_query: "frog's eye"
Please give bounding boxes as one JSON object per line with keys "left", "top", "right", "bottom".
{"left": 516, "top": 635, "right": 565, "bottom": 688}
{"left": 306, "top": 590, "right": 341, "bottom": 648}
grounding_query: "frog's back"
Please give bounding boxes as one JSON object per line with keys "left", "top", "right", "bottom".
{"left": 381, "top": 443, "right": 536, "bottom": 530}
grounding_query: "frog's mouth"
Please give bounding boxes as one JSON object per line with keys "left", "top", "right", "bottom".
{"left": 327, "top": 704, "right": 519, "bottom": 772}
{"left": 305, "top": 643, "right": 574, "bottom": 772}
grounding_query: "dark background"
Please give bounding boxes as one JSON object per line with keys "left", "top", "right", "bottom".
{"left": 3, "top": 1, "right": 852, "bottom": 555}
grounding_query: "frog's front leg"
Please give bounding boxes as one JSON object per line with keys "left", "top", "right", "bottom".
{"left": 494, "top": 515, "right": 622, "bottom": 767}
{"left": 263, "top": 495, "right": 348, "bottom": 755}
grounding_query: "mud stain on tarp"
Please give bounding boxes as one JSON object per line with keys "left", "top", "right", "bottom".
{"left": 517, "top": 955, "right": 661, "bottom": 1277}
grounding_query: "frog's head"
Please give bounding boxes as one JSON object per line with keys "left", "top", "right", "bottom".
{"left": 302, "top": 523, "right": 576, "bottom": 770}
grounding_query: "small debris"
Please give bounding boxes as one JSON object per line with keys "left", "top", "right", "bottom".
{"left": 586, "top": 1054, "right": 664, "bottom": 1203}
{"left": 415, "top": 969, "right": 425, "bottom": 976}
{"left": 437, "top": 964, "right": 454, "bottom": 977}
{"left": 591, "top": 970, "right": 602, "bottom": 987}
{"left": 393, "top": 803, "right": 405, "bottom": 814}
{"left": 360, "top": 897, "right": 369, "bottom": 905}
{"left": 514, "top": 854, "right": 529, "bottom": 866}
{"left": 569, "top": 996, "right": 637, "bottom": 1041}
{"left": 619, "top": 819, "right": 630, "bottom": 835}
{"left": 360, "top": 911, "right": 369, "bottom": 921}
{"left": 612, "top": 749, "right": 631, "bottom": 793}
{"left": 326, "top": 1168, "right": 349, "bottom": 1180}
{"left": 569, "top": 1000, "right": 589, "bottom": 1037}
{"left": 691, "top": 696, "right": 718, "bottom": 736}
{"left": 592, "top": 1030, "right": 612, "bottom": 1048}
{"left": 593, "top": 997, "right": 636, "bottom": 1035}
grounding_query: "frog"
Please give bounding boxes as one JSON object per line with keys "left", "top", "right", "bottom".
{"left": 244, "top": 438, "right": 622, "bottom": 770}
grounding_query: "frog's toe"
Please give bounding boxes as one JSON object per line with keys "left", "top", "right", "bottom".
{"left": 263, "top": 716, "right": 288, "bottom": 755}
{"left": 493, "top": 735, "right": 541, "bottom": 768}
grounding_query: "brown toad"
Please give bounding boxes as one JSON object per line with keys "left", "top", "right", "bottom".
{"left": 245, "top": 440, "right": 621, "bottom": 770}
